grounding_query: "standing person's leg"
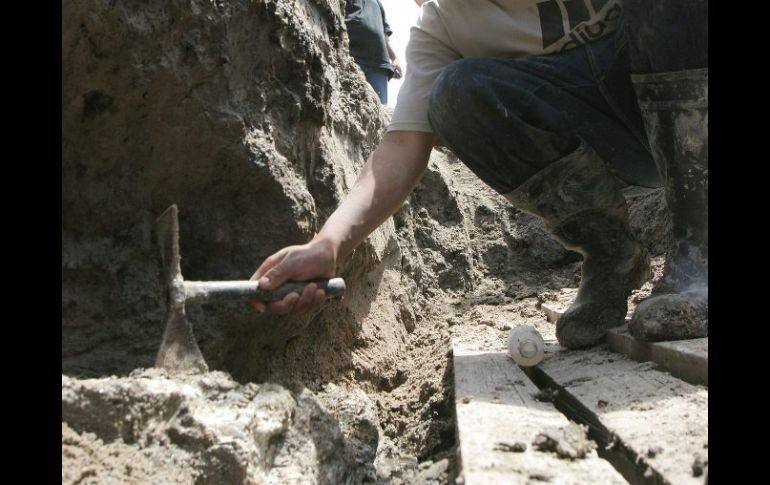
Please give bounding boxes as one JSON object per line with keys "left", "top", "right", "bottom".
{"left": 428, "top": 32, "right": 658, "bottom": 349}
{"left": 360, "top": 65, "right": 389, "bottom": 104}
{"left": 624, "top": 0, "right": 708, "bottom": 341}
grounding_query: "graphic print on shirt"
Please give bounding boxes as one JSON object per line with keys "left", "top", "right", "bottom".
{"left": 537, "top": 0, "right": 622, "bottom": 51}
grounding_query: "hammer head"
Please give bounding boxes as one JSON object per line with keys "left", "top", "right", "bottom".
{"left": 155, "top": 204, "right": 208, "bottom": 373}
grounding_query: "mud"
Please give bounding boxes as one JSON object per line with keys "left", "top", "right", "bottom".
{"left": 531, "top": 424, "right": 597, "bottom": 461}
{"left": 62, "top": 0, "right": 673, "bottom": 482}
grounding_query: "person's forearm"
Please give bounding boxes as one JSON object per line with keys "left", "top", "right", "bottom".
{"left": 385, "top": 35, "right": 398, "bottom": 62}
{"left": 314, "top": 131, "right": 434, "bottom": 261}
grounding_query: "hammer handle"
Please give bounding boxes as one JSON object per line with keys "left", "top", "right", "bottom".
{"left": 183, "top": 277, "right": 345, "bottom": 304}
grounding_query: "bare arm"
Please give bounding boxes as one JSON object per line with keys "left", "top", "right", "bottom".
{"left": 385, "top": 33, "right": 403, "bottom": 79}
{"left": 251, "top": 131, "right": 435, "bottom": 313}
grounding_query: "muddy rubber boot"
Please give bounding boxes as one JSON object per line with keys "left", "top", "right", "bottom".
{"left": 505, "top": 142, "right": 650, "bottom": 349}
{"left": 628, "top": 69, "right": 708, "bottom": 341}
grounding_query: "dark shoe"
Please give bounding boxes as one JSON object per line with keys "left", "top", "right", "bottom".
{"left": 505, "top": 141, "right": 650, "bottom": 349}
{"left": 628, "top": 68, "right": 708, "bottom": 342}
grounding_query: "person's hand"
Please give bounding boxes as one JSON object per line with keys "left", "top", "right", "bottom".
{"left": 392, "top": 58, "right": 404, "bottom": 79}
{"left": 250, "top": 238, "right": 337, "bottom": 314}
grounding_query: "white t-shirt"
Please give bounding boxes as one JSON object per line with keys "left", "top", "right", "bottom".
{"left": 388, "top": 0, "right": 623, "bottom": 133}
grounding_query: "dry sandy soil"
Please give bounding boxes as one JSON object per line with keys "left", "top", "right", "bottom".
{"left": 61, "top": 1, "right": 681, "bottom": 483}
{"left": 63, "top": 147, "right": 670, "bottom": 483}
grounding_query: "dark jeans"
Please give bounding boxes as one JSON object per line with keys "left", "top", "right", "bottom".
{"left": 623, "top": 0, "right": 708, "bottom": 73}
{"left": 428, "top": 31, "right": 661, "bottom": 194}
{"left": 360, "top": 64, "right": 389, "bottom": 104}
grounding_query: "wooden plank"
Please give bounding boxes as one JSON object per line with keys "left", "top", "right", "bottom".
{"left": 606, "top": 325, "right": 708, "bottom": 387}
{"left": 525, "top": 348, "right": 708, "bottom": 484}
{"left": 453, "top": 341, "right": 626, "bottom": 485}
{"left": 541, "top": 304, "right": 708, "bottom": 387}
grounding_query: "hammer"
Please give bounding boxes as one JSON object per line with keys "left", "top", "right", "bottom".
{"left": 155, "top": 204, "right": 345, "bottom": 373}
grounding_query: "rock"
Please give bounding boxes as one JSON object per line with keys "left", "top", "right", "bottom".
{"left": 62, "top": 370, "right": 353, "bottom": 484}
{"left": 62, "top": 0, "right": 675, "bottom": 481}
{"left": 532, "top": 423, "right": 597, "bottom": 460}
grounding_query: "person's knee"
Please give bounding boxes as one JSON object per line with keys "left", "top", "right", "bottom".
{"left": 428, "top": 58, "right": 494, "bottom": 136}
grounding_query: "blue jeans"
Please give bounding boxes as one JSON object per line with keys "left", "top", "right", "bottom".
{"left": 623, "top": 0, "right": 707, "bottom": 73}
{"left": 360, "top": 65, "right": 389, "bottom": 104}
{"left": 427, "top": 31, "right": 661, "bottom": 193}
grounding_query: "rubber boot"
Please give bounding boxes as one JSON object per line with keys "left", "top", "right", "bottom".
{"left": 505, "top": 141, "right": 650, "bottom": 349}
{"left": 628, "top": 68, "right": 708, "bottom": 341}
